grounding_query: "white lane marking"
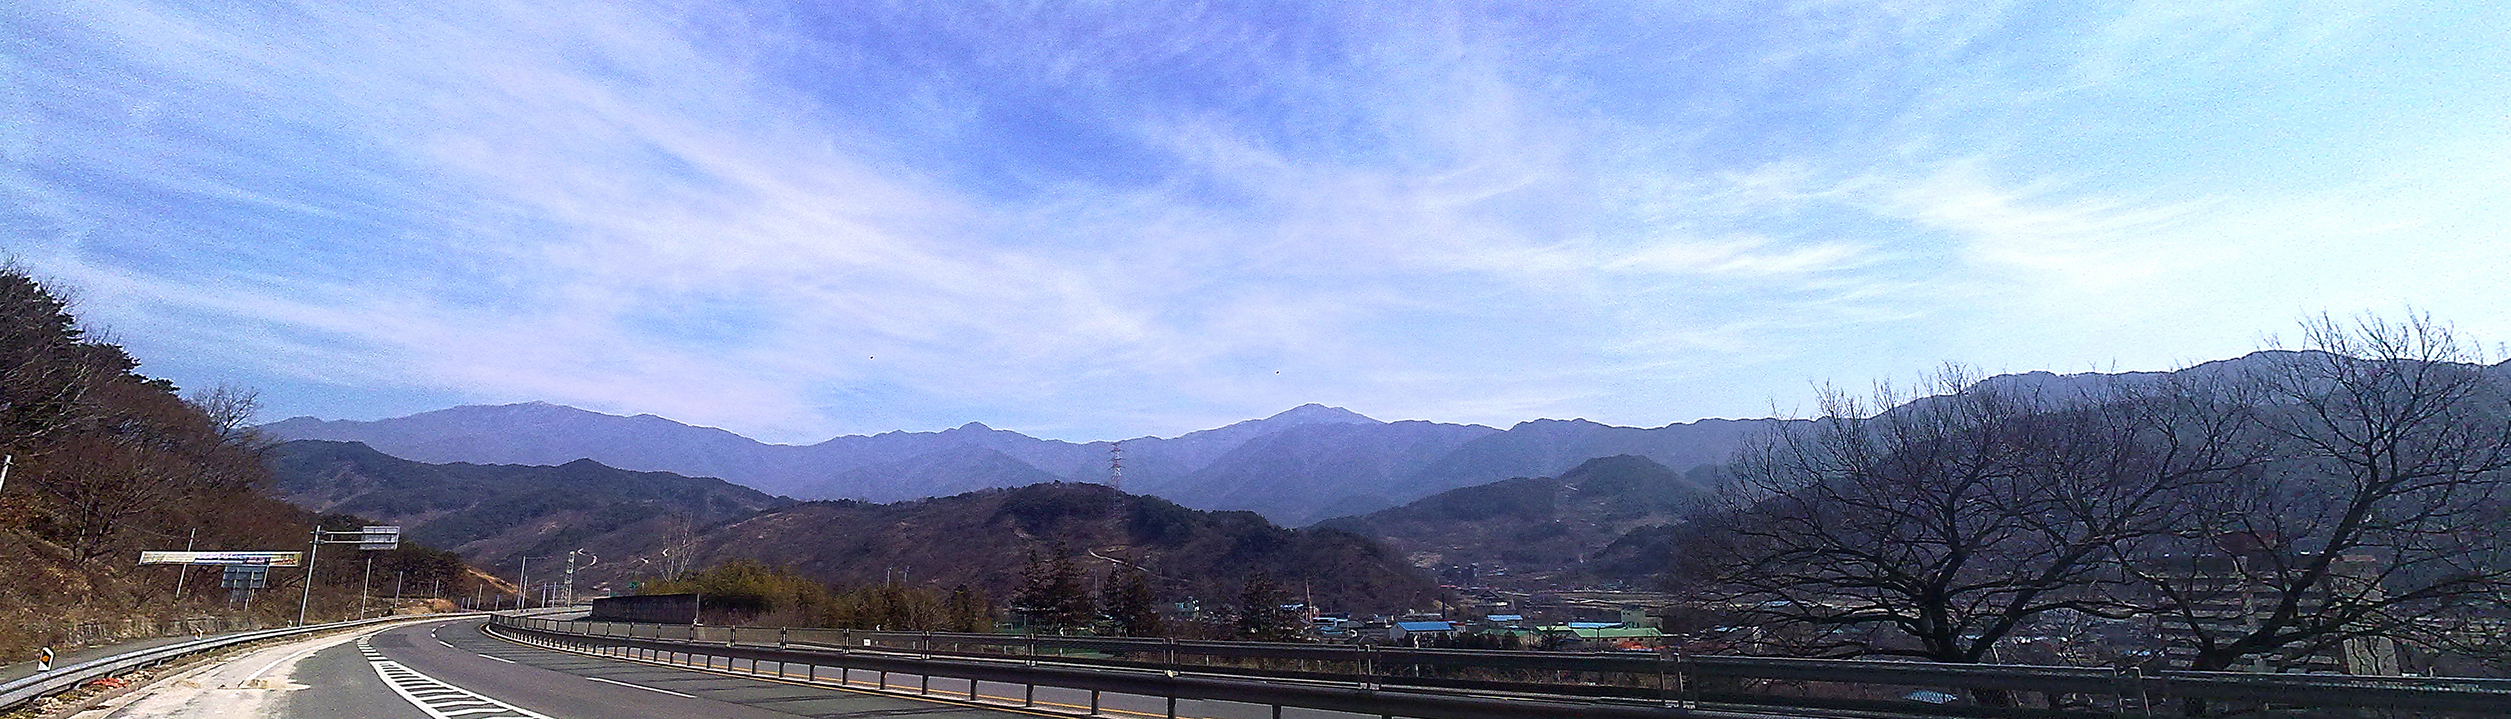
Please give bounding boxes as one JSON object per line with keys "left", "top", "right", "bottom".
{"left": 585, "top": 676, "right": 694, "bottom": 697}
{"left": 363, "top": 638, "right": 549, "bottom": 719}
{"left": 480, "top": 654, "right": 516, "bottom": 664}
{"left": 439, "top": 640, "right": 456, "bottom": 649}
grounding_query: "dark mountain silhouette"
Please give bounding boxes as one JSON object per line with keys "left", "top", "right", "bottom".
{"left": 659, "top": 482, "right": 1440, "bottom": 614}
{"left": 267, "top": 439, "right": 792, "bottom": 566}
{"left": 1316, "top": 455, "right": 1718, "bottom": 587}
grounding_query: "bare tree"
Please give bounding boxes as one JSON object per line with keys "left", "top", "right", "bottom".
{"left": 1697, "top": 365, "right": 2264, "bottom": 675}
{"left": 185, "top": 383, "right": 271, "bottom": 451}
{"left": 2132, "top": 313, "right": 2511, "bottom": 675}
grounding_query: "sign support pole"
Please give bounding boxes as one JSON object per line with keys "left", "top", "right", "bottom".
{"left": 173, "top": 528, "right": 197, "bottom": 601}
{"left": 297, "top": 530, "right": 320, "bottom": 627}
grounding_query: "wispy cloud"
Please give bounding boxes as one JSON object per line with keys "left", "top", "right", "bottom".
{"left": 6, "top": 0, "right": 2508, "bottom": 441}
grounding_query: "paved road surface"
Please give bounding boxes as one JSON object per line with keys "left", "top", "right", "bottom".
{"left": 94, "top": 617, "right": 1037, "bottom": 719}
{"left": 93, "top": 617, "right": 1382, "bottom": 719}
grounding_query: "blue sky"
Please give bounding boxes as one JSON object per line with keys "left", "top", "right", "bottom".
{"left": 6, "top": 0, "right": 2508, "bottom": 443}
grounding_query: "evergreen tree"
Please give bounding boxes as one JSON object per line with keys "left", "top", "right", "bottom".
{"left": 944, "top": 584, "right": 993, "bottom": 633}
{"left": 1101, "top": 565, "right": 1162, "bottom": 637}
{"left": 1234, "top": 572, "right": 1303, "bottom": 642}
{"left": 1011, "top": 542, "right": 1094, "bottom": 632}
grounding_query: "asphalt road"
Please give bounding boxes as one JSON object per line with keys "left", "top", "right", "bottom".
{"left": 94, "top": 617, "right": 1382, "bottom": 719}
{"left": 97, "top": 617, "right": 1035, "bottom": 719}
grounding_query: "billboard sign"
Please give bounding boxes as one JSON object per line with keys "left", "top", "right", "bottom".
{"left": 139, "top": 551, "right": 304, "bottom": 567}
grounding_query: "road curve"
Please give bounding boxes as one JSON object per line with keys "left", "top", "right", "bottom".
{"left": 100, "top": 617, "right": 1044, "bottom": 719}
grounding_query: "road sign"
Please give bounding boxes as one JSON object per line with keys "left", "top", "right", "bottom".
{"left": 221, "top": 564, "right": 271, "bottom": 589}
{"left": 139, "top": 551, "right": 303, "bottom": 567}
{"left": 357, "top": 525, "right": 401, "bottom": 551}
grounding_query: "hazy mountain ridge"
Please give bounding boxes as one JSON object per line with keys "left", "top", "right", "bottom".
{"left": 273, "top": 353, "right": 2442, "bottom": 526}
{"left": 262, "top": 445, "right": 1439, "bottom": 613}
{"left": 259, "top": 402, "right": 1789, "bottom": 525}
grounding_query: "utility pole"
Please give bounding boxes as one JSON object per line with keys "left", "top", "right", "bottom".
{"left": 518, "top": 556, "right": 530, "bottom": 609}
{"left": 359, "top": 554, "right": 374, "bottom": 619}
{"left": 0, "top": 453, "right": 12, "bottom": 493}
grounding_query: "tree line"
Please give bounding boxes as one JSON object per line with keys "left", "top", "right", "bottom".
{"left": 645, "top": 544, "right": 1312, "bottom": 641}
{"left": 0, "top": 265, "right": 488, "bottom": 662}
{"left": 1677, "top": 314, "right": 2511, "bottom": 683}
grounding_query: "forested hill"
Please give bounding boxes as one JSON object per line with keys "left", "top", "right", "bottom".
{"left": 0, "top": 267, "right": 483, "bottom": 663}
{"left": 668, "top": 482, "right": 1441, "bottom": 614}
{"left": 1315, "top": 455, "right": 1717, "bottom": 587}
{"left": 268, "top": 439, "right": 792, "bottom": 569}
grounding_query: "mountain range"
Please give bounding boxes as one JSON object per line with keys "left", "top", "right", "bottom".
{"left": 267, "top": 351, "right": 2495, "bottom": 528}
{"left": 266, "top": 440, "right": 1437, "bottom": 612}
{"left": 262, "top": 402, "right": 1797, "bottom": 526}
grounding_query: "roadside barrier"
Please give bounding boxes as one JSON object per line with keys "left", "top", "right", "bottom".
{"left": 492, "top": 615, "right": 2511, "bottom": 717}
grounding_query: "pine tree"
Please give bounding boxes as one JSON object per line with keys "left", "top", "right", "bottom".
{"left": 1101, "top": 565, "right": 1162, "bottom": 637}
{"left": 944, "top": 584, "right": 993, "bottom": 633}
{"left": 1011, "top": 543, "right": 1094, "bottom": 632}
{"left": 1234, "top": 572, "right": 1303, "bottom": 642}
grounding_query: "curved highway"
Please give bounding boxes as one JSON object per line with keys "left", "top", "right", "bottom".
{"left": 98, "top": 616, "right": 1048, "bottom": 719}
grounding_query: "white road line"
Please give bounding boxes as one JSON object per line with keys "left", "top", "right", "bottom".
{"left": 439, "top": 640, "right": 456, "bottom": 649}
{"left": 585, "top": 676, "right": 695, "bottom": 697}
{"left": 480, "top": 654, "right": 516, "bottom": 663}
{"left": 370, "top": 659, "right": 550, "bottom": 719}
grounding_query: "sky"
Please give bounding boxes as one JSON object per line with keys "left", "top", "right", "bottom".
{"left": 5, "top": 0, "right": 2508, "bottom": 444}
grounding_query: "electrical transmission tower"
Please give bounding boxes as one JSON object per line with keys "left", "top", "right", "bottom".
{"left": 1108, "top": 441, "right": 1123, "bottom": 493}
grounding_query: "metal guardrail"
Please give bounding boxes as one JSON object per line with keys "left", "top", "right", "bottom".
{"left": 495, "top": 616, "right": 2511, "bottom": 717}
{"left": 486, "top": 618, "right": 1728, "bottom": 719}
{"left": 0, "top": 611, "right": 518, "bottom": 714}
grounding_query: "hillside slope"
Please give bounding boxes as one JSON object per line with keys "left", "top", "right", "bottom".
{"left": 1317, "top": 455, "right": 1717, "bottom": 587}
{"left": 665, "top": 482, "right": 1441, "bottom": 614}
{"left": 268, "top": 439, "right": 792, "bottom": 568}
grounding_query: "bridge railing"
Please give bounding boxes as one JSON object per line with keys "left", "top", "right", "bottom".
{"left": 491, "top": 615, "right": 2510, "bottom": 717}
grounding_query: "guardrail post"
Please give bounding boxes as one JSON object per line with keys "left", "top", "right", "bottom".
{"left": 1679, "top": 652, "right": 1698, "bottom": 708}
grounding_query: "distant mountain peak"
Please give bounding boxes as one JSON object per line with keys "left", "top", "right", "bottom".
{"left": 1264, "top": 403, "right": 1379, "bottom": 424}
{"left": 951, "top": 421, "right": 993, "bottom": 432}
